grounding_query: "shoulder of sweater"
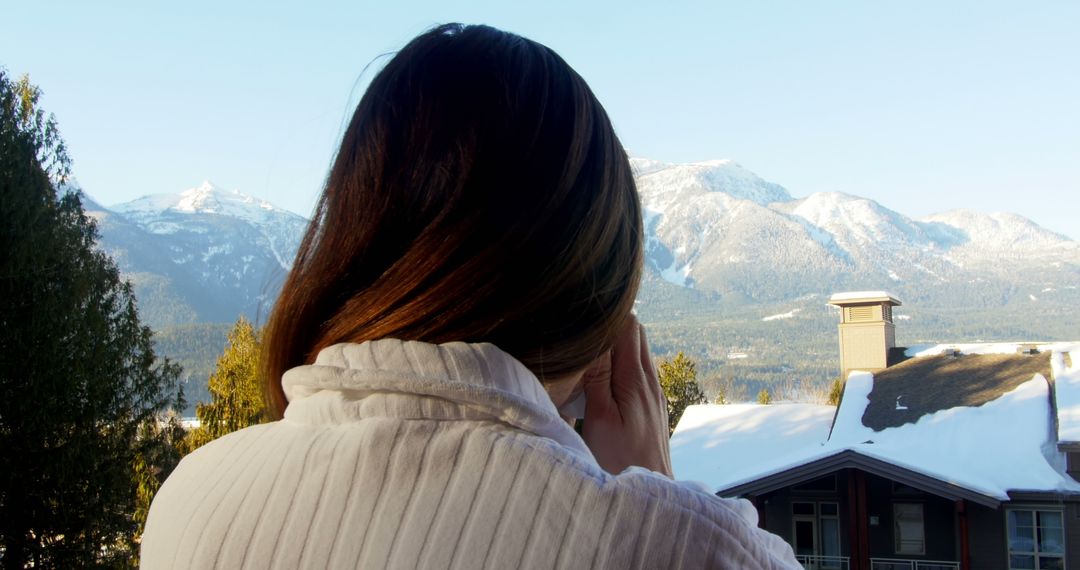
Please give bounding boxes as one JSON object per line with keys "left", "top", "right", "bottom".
{"left": 488, "top": 430, "right": 763, "bottom": 529}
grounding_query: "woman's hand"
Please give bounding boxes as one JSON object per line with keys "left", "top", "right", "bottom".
{"left": 580, "top": 314, "right": 673, "bottom": 477}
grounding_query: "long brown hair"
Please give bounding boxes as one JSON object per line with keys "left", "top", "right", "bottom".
{"left": 263, "top": 24, "right": 642, "bottom": 417}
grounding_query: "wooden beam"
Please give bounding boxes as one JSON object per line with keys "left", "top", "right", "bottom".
{"left": 856, "top": 470, "right": 870, "bottom": 570}
{"left": 955, "top": 499, "right": 971, "bottom": 570}
{"left": 846, "top": 469, "right": 863, "bottom": 570}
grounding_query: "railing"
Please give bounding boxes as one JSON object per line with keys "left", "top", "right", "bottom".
{"left": 795, "top": 554, "right": 850, "bottom": 570}
{"left": 870, "top": 558, "right": 959, "bottom": 570}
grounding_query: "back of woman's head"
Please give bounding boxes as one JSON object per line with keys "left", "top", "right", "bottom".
{"left": 263, "top": 23, "right": 642, "bottom": 416}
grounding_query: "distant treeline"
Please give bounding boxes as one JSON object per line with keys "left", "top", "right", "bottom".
{"left": 152, "top": 282, "right": 1079, "bottom": 410}
{"left": 154, "top": 322, "right": 231, "bottom": 413}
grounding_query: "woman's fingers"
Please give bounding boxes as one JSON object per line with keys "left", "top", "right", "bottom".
{"left": 637, "top": 323, "right": 664, "bottom": 401}
{"left": 580, "top": 314, "right": 673, "bottom": 477}
{"left": 581, "top": 349, "right": 614, "bottom": 417}
{"left": 609, "top": 315, "right": 646, "bottom": 404}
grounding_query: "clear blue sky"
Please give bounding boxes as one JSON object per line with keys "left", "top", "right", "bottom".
{"left": 6, "top": 1, "right": 1079, "bottom": 239}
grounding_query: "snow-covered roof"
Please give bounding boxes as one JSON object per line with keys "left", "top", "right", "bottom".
{"left": 670, "top": 404, "right": 835, "bottom": 489}
{"left": 904, "top": 342, "right": 1077, "bottom": 358}
{"left": 671, "top": 345, "right": 1080, "bottom": 502}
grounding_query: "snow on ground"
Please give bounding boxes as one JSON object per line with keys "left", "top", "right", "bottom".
{"left": 672, "top": 348, "right": 1080, "bottom": 501}
{"left": 762, "top": 309, "right": 801, "bottom": 322}
{"left": 1053, "top": 349, "right": 1080, "bottom": 442}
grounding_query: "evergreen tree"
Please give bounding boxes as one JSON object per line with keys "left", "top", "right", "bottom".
{"left": 186, "top": 316, "right": 269, "bottom": 451}
{"left": 658, "top": 351, "right": 707, "bottom": 434}
{"left": 757, "top": 387, "right": 773, "bottom": 405}
{"left": 133, "top": 411, "right": 187, "bottom": 533}
{"left": 713, "top": 389, "right": 728, "bottom": 405}
{"left": 0, "top": 70, "right": 184, "bottom": 567}
{"left": 827, "top": 376, "right": 843, "bottom": 406}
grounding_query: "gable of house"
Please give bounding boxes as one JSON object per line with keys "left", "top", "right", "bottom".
{"left": 670, "top": 341, "right": 1080, "bottom": 570}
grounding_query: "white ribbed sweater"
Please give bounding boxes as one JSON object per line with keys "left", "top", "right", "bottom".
{"left": 141, "top": 340, "right": 799, "bottom": 569}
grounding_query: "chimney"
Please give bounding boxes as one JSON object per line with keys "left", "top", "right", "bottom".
{"left": 827, "top": 291, "right": 902, "bottom": 379}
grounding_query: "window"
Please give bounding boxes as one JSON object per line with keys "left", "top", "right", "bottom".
{"left": 792, "top": 502, "right": 841, "bottom": 562}
{"left": 894, "top": 503, "right": 925, "bottom": 555}
{"left": 1008, "top": 509, "right": 1064, "bottom": 570}
{"left": 819, "top": 503, "right": 841, "bottom": 560}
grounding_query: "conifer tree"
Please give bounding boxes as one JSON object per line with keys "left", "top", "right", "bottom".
{"left": 658, "top": 351, "right": 707, "bottom": 434}
{"left": 186, "top": 316, "right": 269, "bottom": 451}
{"left": 0, "top": 70, "right": 183, "bottom": 567}
{"left": 757, "top": 387, "right": 773, "bottom": 405}
{"left": 827, "top": 376, "right": 844, "bottom": 406}
{"left": 713, "top": 389, "right": 728, "bottom": 405}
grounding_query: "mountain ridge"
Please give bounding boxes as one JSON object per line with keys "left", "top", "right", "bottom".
{"left": 75, "top": 162, "right": 1079, "bottom": 411}
{"left": 82, "top": 163, "right": 1080, "bottom": 321}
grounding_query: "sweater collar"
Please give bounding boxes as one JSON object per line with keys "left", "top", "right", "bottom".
{"left": 281, "top": 339, "right": 593, "bottom": 458}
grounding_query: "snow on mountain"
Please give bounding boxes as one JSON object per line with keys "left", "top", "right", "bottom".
{"left": 634, "top": 159, "right": 1080, "bottom": 302}
{"left": 636, "top": 159, "right": 793, "bottom": 210}
{"left": 628, "top": 157, "right": 673, "bottom": 177}
{"left": 634, "top": 160, "right": 823, "bottom": 291}
{"left": 89, "top": 182, "right": 309, "bottom": 326}
{"left": 111, "top": 181, "right": 307, "bottom": 272}
{"left": 80, "top": 160, "right": 1080, "bottom": 327}
{"left": 779, "top": 192, "right": 932, "bottom": 250}
{"left": 920, "top": 209, "right": 1078, "bottom": 252}
{"left": 114, "top": 181, "right": 286, "bottom": 226}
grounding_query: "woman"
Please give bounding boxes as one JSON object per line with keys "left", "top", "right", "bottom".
{"left": 142, "top": 24, "right": 799, "bottom": 569}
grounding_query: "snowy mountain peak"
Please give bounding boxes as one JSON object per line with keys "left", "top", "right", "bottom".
{"left": 112, "top": 182, "right": 291, "bottom": 222}
{"left": 787, "top": 192, "right": 891, "bottom": 226}
{"left": 174, "top": 181, "right": 228, "bottom": 213}
{"left": 193, "top": 180, "right": 218, "bottom": 193}
{"left": 635, "top": 158, "right": 793, "bottom": 207}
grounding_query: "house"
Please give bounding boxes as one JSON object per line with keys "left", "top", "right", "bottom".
{"left": 670, "top": 291, "right": 1080, "bottom": 570}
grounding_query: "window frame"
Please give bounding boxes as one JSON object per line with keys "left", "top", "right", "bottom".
{"left": 790, "top": 501, "right": 842, "bottom": 559}
{"left": 1006, "top": 506, "right": 1065, "bottom": 570}
{"left": 893, "top": 502, "right": 926, "bottom": 556}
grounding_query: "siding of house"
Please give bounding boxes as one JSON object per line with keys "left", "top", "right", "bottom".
{"left": 1067, "top": 452, "right": 1080, "bottom": 483}
{"left": 753, "top": 472, "right": 852, "bottom": 559}
{"left": 1067, "top": 502, "right": 1080, "bottom": 570}
{"left": 863, "top": 473, "right": 957, "bottom": 562}
{"left": 736, "top": 470, "right": 1080, "bottom": 570}
{"left": 966, "top": 502, "right": 1005, "bottom": 570}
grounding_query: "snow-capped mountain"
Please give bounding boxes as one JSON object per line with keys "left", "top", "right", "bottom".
{"left": 633, "top": 159, "right": 1080, "bottom": 306}
{"left": 85, "top": 182, "right": 308, "bottom": 326}
{"left": 111, "top": 181, "right": 304, "bottom": 271}
{"left": 83, "top": 163, "right": 1079, "bottom": 329}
